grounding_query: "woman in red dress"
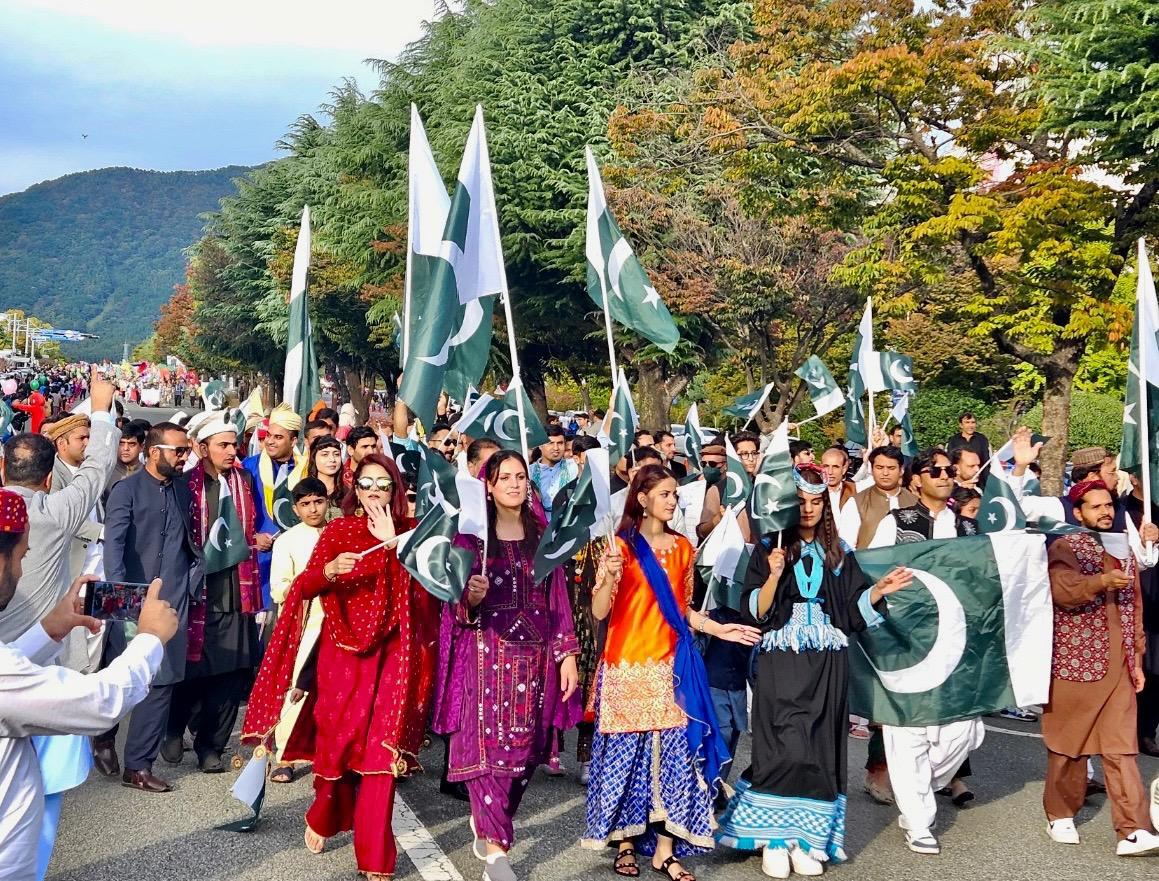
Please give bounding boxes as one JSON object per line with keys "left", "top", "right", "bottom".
{"left": 243, "top": 453, "right": 438, "bottom": 880}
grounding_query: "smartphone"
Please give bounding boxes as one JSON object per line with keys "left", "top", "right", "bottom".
{"left": 83, "top": 581, "right": 152, "bottom": 622}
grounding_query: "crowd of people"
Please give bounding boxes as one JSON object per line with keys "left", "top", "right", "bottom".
{"left": 1, "top": 373, "right": 1159, "bottom": 881}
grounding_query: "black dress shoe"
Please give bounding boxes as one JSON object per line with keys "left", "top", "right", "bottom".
{"left": 198, "top": 752, "right": 225, "bottom": 774}
{"left": 121, "top": 769, "right": 173, "bottom": 793}
{"left": 160, "top": 736, "right": 185, "bottom": 765}
{"left": 92, "top": 742, "right": 120, "bottom": 777}
{"left": 1141, "top": 737, "right": 1159, "bottom": 758}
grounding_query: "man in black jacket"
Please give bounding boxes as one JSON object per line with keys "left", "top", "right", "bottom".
{"left": 95, "top": 422, "right": 202, "bottom": 792}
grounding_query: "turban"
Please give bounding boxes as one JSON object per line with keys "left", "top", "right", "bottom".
{"left": 0, "top": 490, "right": 28, "bottom": 534}
{"left": 43, "top": 414, "right": 89, "bottom": 442}
{"left": 245, "top": 413, "right": 265, "bottom": 433}
{"left": 1067, "top": 478, "right": 1108, "bottom": 506}
{"left": 268, "top": 403, "right": 302, "bottom": 433}
{"left": 1071, "top": 446, "right": 1108, "bottom": 468}
{"left": 194, "top": 413, "right": 237, "bottom": 443}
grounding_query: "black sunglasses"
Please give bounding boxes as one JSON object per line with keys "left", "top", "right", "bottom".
{"left": 921, "top": 465, "right": 958, "bottom": 479}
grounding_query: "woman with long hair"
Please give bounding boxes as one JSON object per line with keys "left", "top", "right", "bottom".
{"left": 433, "top": 449, "right": 582, "bottom": 881}
{"left": 306, "top": 434, "right": 345, "bottom": 514}
{"left": 583, "top": 464, "right": 761, "bottom": 881}
{"left": 716, "top": 464, "right": 912, "bottom": 877}
{"left": 241, "top": 454, "right": 439, "bottom": 881}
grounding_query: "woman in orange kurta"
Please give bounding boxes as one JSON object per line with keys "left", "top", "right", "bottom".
{"left": 582, "top": 465, "right": 760, "bottom": 881}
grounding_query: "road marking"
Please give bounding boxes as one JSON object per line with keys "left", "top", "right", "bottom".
{"left": 984, "top": 723, "right": 1043, "bottom": 739}
{"left": 394, "top": 794, "right": 464, "bottom": 881}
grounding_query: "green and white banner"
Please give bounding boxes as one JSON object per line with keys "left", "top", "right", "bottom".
{"left": 978, "top": 456, "right": 1026, "bottom": 533}
{"left": 398, "top": 499, "right": 474, "bottom": 603}
{"left": 849, "top": 532, "right": 1051, "bottom": 726}
{"left": 204, "top": 476, "right": 250, "bottom": 575}
{"left": 748, "top": 422, "right": 798, "bottom": 536}
{"left": 283, "top": 205, "right": 321, "bottom": 420}
{"left": 794, "top": 356, "right": 843, "bottom": 417}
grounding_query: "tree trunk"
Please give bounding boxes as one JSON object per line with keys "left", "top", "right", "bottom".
{"left": 343, "top": 366, "right": 369, "bottom": 424}
{"left": 635, "top": 362, "right": 671, "bottom": 430}
{"left": 579, "top": 377, "right": 592, "bottom": 414}
{"left": 1039, "top": 354, "right": 1078, "bottom": 497}
{"left": 524, "top": 374, "right": 549, "bottom": 421}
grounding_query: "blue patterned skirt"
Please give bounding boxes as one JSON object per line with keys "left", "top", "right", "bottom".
{"left": 716, "top": 771, "right": 847, "bottom": 862}
{"left": 582, "top": 726, "right": 716, "bottom": 857}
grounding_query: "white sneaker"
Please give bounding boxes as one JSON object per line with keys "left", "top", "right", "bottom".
{"left": 468, "top": 817, "right": 487, "bottom": 861}
{"left": 905, "top": 830, "right": 940, "bottom": 855}
{"left": 1117, "top": 829, "right": 1159, "bottom": 857}
{"left": 579, "top": 762, "right": 590, "bottom": 786}
{"left": 788, "top": 843, "right": 824, "bottom": 876}
{"left": 1150, "top": 777, "right": 1159, "bottom": 833}
{"left": 761, "top": 846, "right": 790, "bottom": 878}
{"left": 1047, "top": 818, "right": 1080, "bottom": 845}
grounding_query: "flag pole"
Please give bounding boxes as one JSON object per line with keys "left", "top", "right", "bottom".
{"left": 1138, "top": 239, "right": 1154, "bottom": 557}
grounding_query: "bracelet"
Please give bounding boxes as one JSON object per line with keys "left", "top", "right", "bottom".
{"left": 324, "top": 566, "right": 337, "bottom": 583}
{"left": 697, "top": 613, "right": 707, "bottom": 635}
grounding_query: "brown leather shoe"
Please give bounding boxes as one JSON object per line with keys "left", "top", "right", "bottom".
{"left": 121, "top": 769, "right": 173, "bottom": 793}
{"left": 92, "top": 742, "right": 120, "bottom": 777}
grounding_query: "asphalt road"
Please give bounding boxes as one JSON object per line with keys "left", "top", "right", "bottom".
{"left": 46, "top": 715, "right": 1159, "bottom": 881}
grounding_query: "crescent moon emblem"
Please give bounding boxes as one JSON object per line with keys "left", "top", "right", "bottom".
{"left": 990, "top": 496, "right": 1017, "bottom": 531}
{"left": 858, "top": 567, "right": 967, "bottom": 694}
{"left": 889, "top": 360, "right": 913, "bottom": 386}
{"left": 417, "top": 334, "right": 452, "bottom": 367}
{"left": 493, "top": 409, "right": 519, "bottom": 442}
{"left": 273, "top": 497, "right": 296, "bottom": 529}
{"left": 208, "top": 517, "right": 227, "bottom": 552}
{"left": 543, "top": 538, "right": 579, "bottom": 560}
{"left": 415, "top": 535, "right": 452, "bottom": 591}
{"left": 447, "top": 299, "right": 484, "bottom": 348}
{"left": 726, "top": 471, "right": 746, "bottom": 501}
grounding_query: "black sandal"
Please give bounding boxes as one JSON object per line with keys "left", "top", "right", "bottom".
{"left": 614, "top": 847, "right": 640, "bottom": 877}
{"left": 652, "top": 855, "right": 695, "bottom": 881}
{"left": 269, "top": 765, "right": 295, "bottom": 783}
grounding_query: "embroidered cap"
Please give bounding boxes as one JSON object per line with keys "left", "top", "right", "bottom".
{"left": 1067, "top": 478, "right": 1108, "bottom": 506}
{"left": 0, "top": 490, "right": 29, "bottom": 534}
{"left": 1071, "top": 446, "right": 1108, "bottom": 468}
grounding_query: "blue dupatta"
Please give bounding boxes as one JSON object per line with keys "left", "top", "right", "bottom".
{"left": 624, "top": 528, "right": 731, "bottom": 794}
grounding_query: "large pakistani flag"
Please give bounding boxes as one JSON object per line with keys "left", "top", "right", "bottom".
{"left": 400, "top": 105, "right": 501, "bottom": 427}
{"left": 533, "top": 448, "right": 611, "bottom": 582}
{"left": 850, "top": 532, "right": 1052, "bottom": 726}
{"left": 748, "top": 422, "right": 798, "bottom": 536}
{"left": 585, "top": 147, "right": 679, "bottom": 352}
{"left": 1121, "top": 238, "right": 1159, "bottom": 505}
{"left": 283, "top": 206, "right": 322, "bottom": 420}
{"left": 794, "top": 356, "right": 843, "bottom": 417}
{"left": 398, "top": 499, "right": 475, "bottom": 603}
{"left": 204, "top": 476, "right": 250, "bottom": 574}
{"left": 403, "top": 105, "right": 450, "bottom": 366}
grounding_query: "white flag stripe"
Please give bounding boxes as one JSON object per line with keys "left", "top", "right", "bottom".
{"left": 587, "top": 448, "right": 613, "bottom": 537}
{"left": 813, "top": 387, "right": 845, "bottom": 417}
{"left": 711, "top": 507, "right": 747, "bottom": 582}
{"left": 858, "top": 299, "right": 886, "bottom": 392}
{"left": 990, "top": 532, "right": 1052, "bottom": 708}
{"left": 454, "top": 472, "right": 488, "bottom": 539}
{"left": 1136, "top": 239, "right": 1159, "bottom": 384}
{"left": 584, "top": 146, "right": 610, "bottom": 301}
{"left": 408, "top": 104, "right": 451, "bottom": 259}
{"left": 454, "top": 105, "right": 505, "bottom": 305}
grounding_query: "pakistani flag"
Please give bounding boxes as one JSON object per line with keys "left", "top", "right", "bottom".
{"left": 283, "top": 206, "right": 322, "bottom": 420}
{"left": 681, "top": 403, "right": 705, "bottom": 469}
{"left": 204, "top": 476, "right": 250, "bottom": 574}
{"left": 795, "top": 356, "right": 843, "bottom": 417}
{"left": 696, "top": 505, "right": 751, "bottom": 612}
{"left": 217, "top": 751, "right": 268, "bottom": 833}
{"left": 978, "top": 456, "right": 1027, "bottom": 533}
{"left": 851, "top": 298, "right": 886, "bottom": 393}
{"left": 601, "top": 370, "right": 638, "bottom": 466}
{"left": 722, "top": 436, "right": 753, "bottom": 508}
{"left": 849, "top": 532, "right": 1052, "bottom": 726}
{"left": 748, "top": 422, "right": 798, "bottom": 536}
{"left": 201, "top": 379, "right": 227, "bottom": 411}
{"left": 533, "top": 449, "right": 611, "bottom": 582}
{"left": 271, "top": 462, "right": 300, "bottom": 530}
{"left": 722, "top": 382, "right": 774, "bottom": 425}
{"left": 455, "top": 381, "right": 547, "bottom": 452}
{"left": 1120, "top": 238, "right": 1159, "bottom": 503}
{"left": 398, "top": 499, "right": 474, "bottom": 603}
{"left": 887, "top": 393, "right": 919, "bottom": 458}
{"left": 400, "top": 105, "right": 502, "bottom": 427}
{"left": 880, "top": 351, "right": 917, "bottom": 393}
{"left": 403, "top": 105, "right": 450, "bottom": 367}
{"left": 585, "top": 147, "right": 679, "bottom": 352}
{"left": 415, "top": 444, "right": 461, "bottom": 519}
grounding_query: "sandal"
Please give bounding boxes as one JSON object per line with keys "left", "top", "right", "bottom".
{"left": 614, "top": 847, "right": 640, "bottom": 877}
{"left": 304, "top": 826, "right": 325, "bottom": 854}
{"left": 269, "top": 765, "right": 294, "bottom": 784}
{"left": 652, "top": 855, "right": 695, "bottom": 881}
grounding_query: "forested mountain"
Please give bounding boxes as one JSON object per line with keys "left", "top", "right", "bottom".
{"left": 0, "top": 166, "right": 253, "bottom": 360}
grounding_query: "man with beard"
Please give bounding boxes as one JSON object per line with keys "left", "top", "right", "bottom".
{"left": 1042, "top": 480, "right": 1159, "bottom": 855}
{"left": 95, "top": 423, "right": 202, "bottom": 791}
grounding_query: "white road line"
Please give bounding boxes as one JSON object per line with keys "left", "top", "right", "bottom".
{"left": 394, "top": 794, "right": 465, "bottom": 881}
{"left": 984, "top": 723, "right": 1043, "bottom": 739}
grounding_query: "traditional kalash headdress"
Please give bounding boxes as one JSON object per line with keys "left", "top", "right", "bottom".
{"left": 1067, "top": 478, "right": 1108, "bottom": 506}
{"left": 793, "top": 463, "right": 827, "bottom": 495}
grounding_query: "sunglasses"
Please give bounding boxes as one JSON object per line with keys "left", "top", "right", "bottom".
{"left": 356, "top": 476, "right": 394, "bottom": 491}
{"left": 154, "top": 444, "right": 191, "bottom": 456}
{"left": 921, "top": 465, "right": 958, "bottom": 479}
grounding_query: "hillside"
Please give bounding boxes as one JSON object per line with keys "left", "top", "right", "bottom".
{"left": 0, "top": 165, "right": 253, "bottom": 360}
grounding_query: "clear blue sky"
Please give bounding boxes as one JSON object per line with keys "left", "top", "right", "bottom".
{"left": 0, "top": 0, "right": 437, "bottom": 194}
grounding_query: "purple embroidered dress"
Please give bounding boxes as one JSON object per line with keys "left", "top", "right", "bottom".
{"left": 433, "top": 535, "right": 581, "bottom": 848}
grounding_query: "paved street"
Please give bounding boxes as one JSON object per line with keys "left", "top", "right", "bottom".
{"left": 46, "top": 716, "right": 1159, "bottom": 881}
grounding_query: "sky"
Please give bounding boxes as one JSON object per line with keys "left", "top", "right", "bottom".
{"left": 0, "top": 0, "right": 439, "bottom": 195}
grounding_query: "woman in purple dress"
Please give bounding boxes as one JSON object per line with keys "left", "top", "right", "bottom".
{"left": 433, "top": 450, "right": 582, "bottom": 881}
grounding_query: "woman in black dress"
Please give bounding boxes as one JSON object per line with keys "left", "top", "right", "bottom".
{"left": 716, "top": 465, "right": 911, "bottom": 877}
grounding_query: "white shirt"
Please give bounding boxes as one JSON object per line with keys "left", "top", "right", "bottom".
{"left": 0, "top": 627, "right": 161, "bottom": 881}
{"left": 869, "top": 504, "right": 958, "bottom": 548}
{"left": 838, "top": 488, "right": 906, "bottom": 549}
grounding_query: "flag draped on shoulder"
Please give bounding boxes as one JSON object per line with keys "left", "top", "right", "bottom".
{"left": 585, "top": 147, "right": 679, "bottom": 352}
{"left": 400, "top": 105, "right": 501, "bottom": 427}
{"left": 204, "top": 476, "right": 250, "bottom": 574}
{"left": 533, "top": 449, "right": 612, "bottom": 583}
{"left": 794, "top": 356, "right": 843, "bottom": 418}
{"left": 283, "top": 206, "right": 322, "bottom": 421}
{"left": 850, "top": 532, "right": 1052, "bottom": 726}
{"left": 748, "top": 422, "right": 798, "bottom": 536}
{"left": 1121, "top": 238, "right": 1159, "bottom": 504}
